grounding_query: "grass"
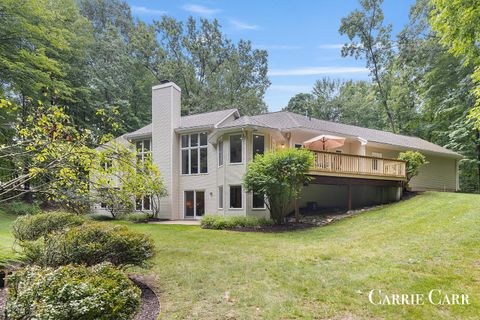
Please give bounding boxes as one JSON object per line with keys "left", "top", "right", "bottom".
{"left": 1, "top": 192, "right": 479, "bottom": 319}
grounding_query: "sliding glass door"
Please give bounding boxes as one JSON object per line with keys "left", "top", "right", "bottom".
{"left": 184, "top": 190, "right": 205, "bottom": 219}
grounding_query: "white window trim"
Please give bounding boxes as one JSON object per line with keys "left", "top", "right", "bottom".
{"left": 218, "top": 185, "right": 224, "bottom": 209}
{"left": 183, "top": 189, "right": 206, "bottom": 219}
{"left": 252, "top": 133, "right": 265, "bottom": 159}
{"left": 135, "top": 139, "right": 152, "bottom": 163}
{"left": 229, "top": 185, "right": 244, "bottom": 209}
{"left": 180, "top": 133, "right": 208, "bottom": 175}
{"left": 228, "top": 133, "right": 244, "bottom": 165}
{"left": 135, "top": 195, "right": 152, "bottom": 212}
{"left": 218, "top": 139, "right": 224, "bottom": 168}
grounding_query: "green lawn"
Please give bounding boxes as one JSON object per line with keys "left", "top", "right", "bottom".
{"left": 1, "top": 192, "right": 480, "bottom": 319}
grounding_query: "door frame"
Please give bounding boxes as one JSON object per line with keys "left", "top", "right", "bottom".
{"left": 183, "top": 190, "right": 206, "bottom": 219}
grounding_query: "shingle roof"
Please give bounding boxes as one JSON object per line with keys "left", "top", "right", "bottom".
{"left": 124, "top": 109, "right": 460, "bottom": 158}
{"left": 124, "top": 124, "right": 152, "bottom": 138}
{"left": 219, "top": 111, "right": 461, "bottom": 157}
{"left": 179, "top": 109, "right": 238, "bottom": 129}
{"left": 124, "top": 109, "right": 238, "bottom": 138}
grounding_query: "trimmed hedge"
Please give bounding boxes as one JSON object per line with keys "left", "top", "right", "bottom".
{"left": 12, "top": 212, "right": 85, "bottom": 241}
{"left": 24, "top": 223, "right": 155, "bottom": 267}
{"left": 86, "top": 213, "right": 116, "bottom": 221}
{"left": 201, "top": 215, "right": 274, "bottom": 230}
{"left": 5, "top": 263, "right": 140, "bottom": 320}
{"left": 118, "top": 212, "right": 150, "bottom": 223}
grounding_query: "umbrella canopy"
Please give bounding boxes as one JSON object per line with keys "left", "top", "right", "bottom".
{"left": 303, "top": 134, "right": 346, "bottom": 151}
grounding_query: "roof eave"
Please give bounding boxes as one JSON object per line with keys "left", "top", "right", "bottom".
{"left": 124, "top": 132, "right": 152, "bottom": 140}
{"left": 174, "top": 125, "right": 214, "bottom": 133}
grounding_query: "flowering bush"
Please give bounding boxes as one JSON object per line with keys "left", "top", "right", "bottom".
{"left": 5, "top": 263, "right": 140, "bottom": 320}
{"left": 12, "top": 211, "right": 85, "bottom": 241}
{"left": 24, "top": 223, "right": 155, "bottom": 267}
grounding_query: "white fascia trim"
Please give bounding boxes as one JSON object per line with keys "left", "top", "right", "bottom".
{"left": 174, "top": 125, "right": 213, "bottom": 134}
{"left": 214, "top": 109, "right": 241, "bottom": 128}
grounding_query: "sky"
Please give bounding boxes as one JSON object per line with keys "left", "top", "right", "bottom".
{"left": 126, "top": 0, "right": 417, "bottom": 111}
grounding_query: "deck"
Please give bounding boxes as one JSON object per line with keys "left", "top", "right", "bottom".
{"left": 309, "top": 151, "right": 407, "bottom": 181}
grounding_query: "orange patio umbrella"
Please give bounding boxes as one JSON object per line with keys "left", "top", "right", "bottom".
{"left": 303, "top": 134, "right": 346, "bottom": 151}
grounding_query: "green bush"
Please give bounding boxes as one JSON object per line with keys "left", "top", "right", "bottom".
{"left": 2, "top": 201, "right": 41, "bottom": 215}
{"left": 86, "top": 213, "right": 116, "bottom": 221}
{"left": 25, "top": 223, "right": 155, "bottom": 267}
{"left": 5, "top": 263, "right": 140, "bottom": 320}
{"left": 398, "top": 150, "right": 428, "bottom": 183}
{"left": 12, "top": 212, "right": 85, "bottom": 241}
{"left": 118, "top": 212, "right": 150, "bottom": 223}
{"left": 201, "top": 215, "right": 274, "bottom": 230}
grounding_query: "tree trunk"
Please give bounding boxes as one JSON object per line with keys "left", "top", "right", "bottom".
{"left": 294, "top": 198, "right": 300, "bottom": 223}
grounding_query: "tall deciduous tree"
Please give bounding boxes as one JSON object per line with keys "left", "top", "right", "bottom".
{"left": 283, "top": 79, "right": 384, "bottom": 130}
{"left": 339, "top": 0, "right": 396, "bottom": 132}
{"left": 152, "top": 17, "right": 270, "bottom": 115}
{"left": 429, "top": 0, "right": 480, "bottom": 129}
{"left": 397, "top": 0, "right": 479, "bottom": 192}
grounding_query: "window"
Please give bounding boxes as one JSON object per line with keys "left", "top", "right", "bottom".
{"left": 181, "top": 133, "right": 208, "bottom": 174}
{"left": 218, "top": 186, "right": 223, "bottom": 209}
{"left": 230, "top": 134, "right": 243, "bottom": 163}
{"left": 135, "top": 139, "right": 151, "bottom": 164}
{"left": 218, "top": 140, "right": 224, "bottom": 166}
{"left": 136, "top": 196, "right": 151, "bottom": 211}
{"left": 184, "top": 190, "right": 205, "bottom": 218}
{"left": 252, "top": 190, "right": 265, "bottom": 209}
{"left": 253, "top": 134, "right": 265, "bottom": 158}
{"left": 230, "top": 185, "right": 242, "bottom": 208}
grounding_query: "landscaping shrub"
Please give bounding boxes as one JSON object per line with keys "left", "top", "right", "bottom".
{"left": 201, "top": 215, "right": 274, "bottom": 230}
{"left": 5, "top": 263, "right": 140, "bottom": 320}
{"left": 118, "top": 212, "right": 150, "bottom": 223}
{"left": 2, "top": 201, "right": 41, "bottom": 215}
{"left": 12, "top": 211, "right": 85, "bottom": 241}
{"left": 86, "top": 213, "right": 116, "bottom": 221}
{"left": 24, "top": 223, "right": 155, "bottom": 267}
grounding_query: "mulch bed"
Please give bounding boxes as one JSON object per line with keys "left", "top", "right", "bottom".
{"left": 208, "top": 192, "right": 421, "bottom": 233}
{"left": 0, "top": 287, "right": 5, "bottom": 319}
{"left": 131, "top": 274, "right": 160, "bottom": 320}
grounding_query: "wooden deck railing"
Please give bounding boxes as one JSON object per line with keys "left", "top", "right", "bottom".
{"left": 309, "top": 151, "right": 406, "bottom": 180}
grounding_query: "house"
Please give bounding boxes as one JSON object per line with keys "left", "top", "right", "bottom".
{"left": 94, "top": 81, "right": 462, "bottom": 219}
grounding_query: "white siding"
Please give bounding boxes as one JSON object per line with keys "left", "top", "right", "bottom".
{"left": 365, "top": 147, "right": 458, "bottom": 192}
{"left": 409, "top": 156, "right": 457, "bottom": 192}
{"left": 177, "top": 133, "right": 217, "bottom": 219}
{"left": 152, "top": 83, "right": 181, "bottom": 219}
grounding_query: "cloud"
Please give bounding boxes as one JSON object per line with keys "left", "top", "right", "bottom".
{"left": 269, "top": 85, "right": 311, "bottom": 93}
{"left": 182, "top": 4, "right": 221, "bottom": 16}
{"left": 268, "top": 66, "right": 369, "bottom": 76}
{"left": 254, "top": 44, "right": 303, "bottom": 50}
{"left": 230, "top": 19, "right": 259, "bottom": 30}
{"left": 317, "top": 44, "right": 344, "bottom": 49}
{"left": 131, "top": 6, "right": 167, "bottom": 15}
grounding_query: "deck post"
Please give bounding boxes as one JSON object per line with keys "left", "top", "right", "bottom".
{"left": 347, "top": 182, "right": 352, "bottom": 211}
